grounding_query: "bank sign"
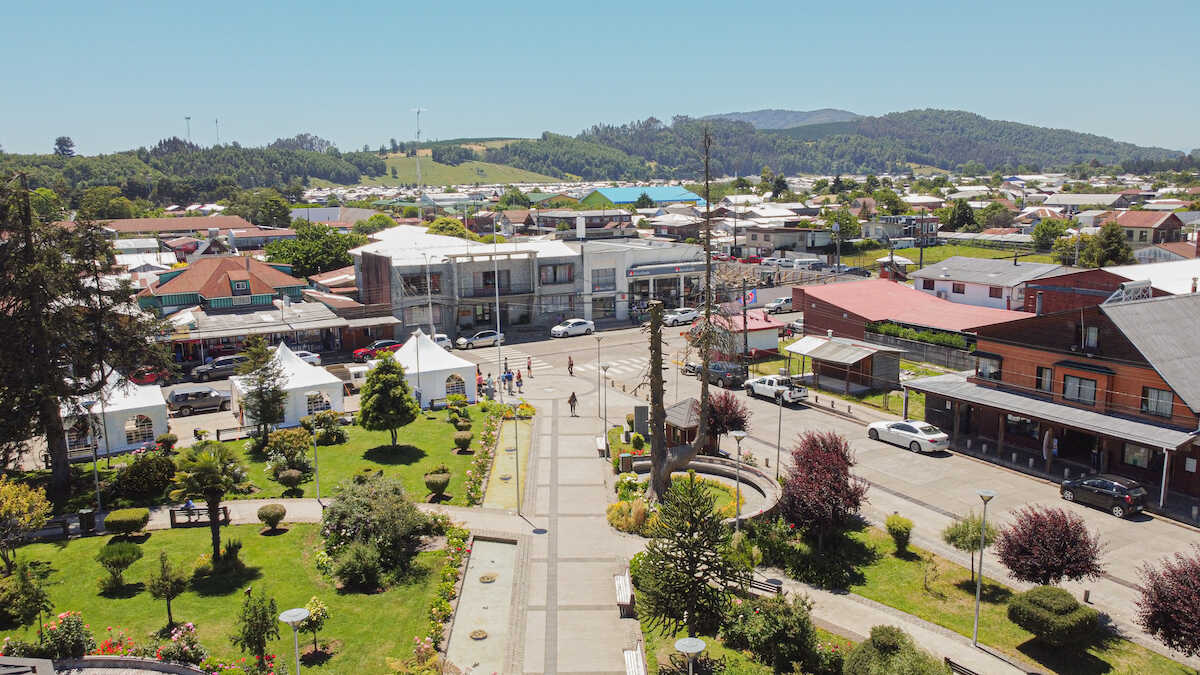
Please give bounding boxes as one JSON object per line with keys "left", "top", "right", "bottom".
{"left": 626, "top": 261, "right": 707, "bottom": 277}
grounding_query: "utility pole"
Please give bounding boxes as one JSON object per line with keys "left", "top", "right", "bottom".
{"left": 412, "top": 107, "right": 426, "bottom": 192}
{"left": 696, "top": 128, "right": 714, "bottom": 454}
{"left": 740, "top": 277, "right": 749, "bottom": 382}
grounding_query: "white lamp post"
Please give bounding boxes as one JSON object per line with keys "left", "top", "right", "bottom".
{"left": 305, "top": 391, "right": 321, "bottom": 500}
{"left": 595, "top": 336, "right": 602, "bottom": 418}
{"left": 973, "top": 489, "right": 996, "bottom": 647}
{"left": 279, "top": 607, "right": 310, "bottom": 674}
{"left": 601, "top": 363, "right": 611, "bottom": 456}
{"left": 730, "top": 430, "right": 747, "bottom": 531}
{"left": 675, "top": 637, "right": 706, "bottom": 675}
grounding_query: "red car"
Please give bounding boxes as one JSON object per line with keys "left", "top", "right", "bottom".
{"left": 740, "top": 256, "right": 762, "bottom": 264}
{"left": 353, "top": 339, "right": 401, "bottom": 362}
{"left": 130, "top": 366, "right": 171, "bottom": 385}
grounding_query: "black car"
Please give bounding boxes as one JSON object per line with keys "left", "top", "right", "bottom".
{"left": 1060, "top": 473, "right": 1147, "bottom": 518}
{"left": 698, "top": 360, "right": 745, "bottom": 389}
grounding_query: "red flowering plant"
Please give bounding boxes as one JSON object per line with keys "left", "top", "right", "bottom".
{"left": 92, "top": 626, "right": 136, "bottom": 656}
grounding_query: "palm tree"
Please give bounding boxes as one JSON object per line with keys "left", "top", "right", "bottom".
{"left": 169, "top": 441, "right": 248, "bottom": 561}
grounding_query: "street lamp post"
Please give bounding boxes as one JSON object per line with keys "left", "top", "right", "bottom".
{"left": 601, "top": 363, "right": 611, "bottom": 457}
{"left": 513, "top": 415, "right": 521, "bottom": 515}
{"left": 675, "top": 637, "right": 706, "bottom": 675}
{"left": 595, "top": 336, "right": 602, "bottom": 418}
{"left": 279, "top": 607, "right": 310, "bottom": 674}
{"left": 305, "top": 391, "right": 321, "bottom": 500}
{"left": 973, "top": 489, "right": 997, "bottom": 647}
{"left": 731, "top": 430, "right": 747, "bottom": 531}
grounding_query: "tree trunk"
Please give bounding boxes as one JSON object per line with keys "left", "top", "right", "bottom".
{"left": 390, "top": 428, "right": 397, "bottom": 449}
{"left": 695, "top": 130, "right": 714, "bottom": 458}
{"left": 313, "top": 630, "right": 319, "bottom": 651}
{"left": 41, "top": 396, "right": 71, "bottom": 510}
{"left": 647, "top": 301, "right": 670, "bottom": 502}
{"left": 207, "top": 497, "right": 222, "bottom": 561}
{"left": 970, "top": 550, "right": 976, "bottom": 584}
{"left": 166, "top": 597, "right": 174, "bottom": 626}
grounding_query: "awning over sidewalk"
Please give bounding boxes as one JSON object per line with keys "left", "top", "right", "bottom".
{"left": 905, "top": 374, "right": 1196, "bottom": 450}
{"left": 345, "top": 315, "right": 401, "bottom": 329}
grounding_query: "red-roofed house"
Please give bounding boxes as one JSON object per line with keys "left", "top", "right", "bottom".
{"left": 687, "top": 309, "right": 785, "bottom": 355}
{"left": 1099, "top": 211, "right": 1184, "bottom": 246}
{"left": 792, "top": 279, "right": 1029, "bottom": 340}
{"left": 137, "top": 256, "right": 306, "bottom": 316}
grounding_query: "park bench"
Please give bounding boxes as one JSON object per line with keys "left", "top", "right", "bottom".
{"left": 623, "top": 643, "right": 646, "bottom": 675}
{"left": 168, "top": 506, "right": 230, "bottom": 528}
{"left": 34, "top": 518, "right": 71, "bottom": 542}
{"left": 596, "top": 436, "right": 606, "bottom": 458}
{"left": 614, "top": 571, "right": 634, "bottom": 618}
{"left": 944, "top": 657, "right": 980, "bottom": 675}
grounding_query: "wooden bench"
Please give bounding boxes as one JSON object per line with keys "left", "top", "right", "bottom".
{"left": 596, "top": 436, "right": 607, "bottom": 458}
{"left": 614, "top": 572, "right": 634, "bottom": 618}
{"left": 623, "top": 647, "right": 646, "bottom": 675}
{"left": 33, "top": 518, "right": 71, "bottom": 542}
{"left": 944, "top": 657, "right": 980, "bottom": 675}
{"left": 168, "top": 506, "right": 230, "bottom": 528}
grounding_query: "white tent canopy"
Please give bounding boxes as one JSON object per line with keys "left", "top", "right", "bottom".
{"left": 231, "top": 343, "right": 345, "bottom": 427}
{"left": 61, "top": 367, "right": 170, "bottom": 458}
{"left": 369, "top": 329, "right": 477, "bottom": 407}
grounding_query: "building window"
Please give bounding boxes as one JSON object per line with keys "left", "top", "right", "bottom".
{"left": 445, "top": 374, "right": 466, "bottom": 397}
{"left": 977, "top": 356, "right": 1001, "bottom": 381}
{"left": 539, "top": 263, "right": 573, "bottom": 285}
{"left": 401, "top": 273, "right": 441, "bottom": 295}
{"left": 1126, "top": 230, "right": 1134, "bottom": 240}
{"left": 750, "top": 233, "right": 758, "bottom": 241}
{"left": 952, "top": 283, "right": 965, "bottom": 294}
{"left": 1063, "top": 375, "right": 1097, "bottom": 405}
{"left": 1123, "top": 443, "right": 1152, "bottom": 469}
{"left": 1142, "top": 387, "right": 1173, "bottom": 417}
{"left": 1005, "top": 415, "right": 1038, "bottom": 440}
{"left": 989, "top": 286, "right": 1003, "bottom": 298}
{"left": 306, "top": 392, "right": 331, "bottom": 415}
{"left": 124, "top": 415, "right": 155, "bottom": 445}
{"left": 1035, "top": 367, "right": 1053, "bottom": 392}
{"left": 592, "top": 268, "right": 616, "bottom": 292}
{"left": 921, "top": 279, "right": 934, "bottom": 290}
{"left": 1083, "top": 325, "right": 1099, "bottom": 349}
{"left": 1139, "top": 230, "right": 1148, "bottom": 242}
{"left": 763, "top": 233, "right": 771, "bottom": 241}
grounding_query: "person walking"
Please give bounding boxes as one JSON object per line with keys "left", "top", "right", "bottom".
{"left": 567, "top": 355, "right": 574, "bottom": 376}
{"left": 504, "top": 357, "right": 509, "bottom": 373}
{"left": 526, "top": 356, "right": 532, "bottom": 377}
{"left": 515, "top": 371, "right": 523, "bottom": 393}
{"left": 568, "top": 392, "right": 578, "bottom": 416}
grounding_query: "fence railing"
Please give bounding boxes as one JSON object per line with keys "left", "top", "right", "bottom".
{"left": 862, "top": 332, "right": 975, "bottom": 371}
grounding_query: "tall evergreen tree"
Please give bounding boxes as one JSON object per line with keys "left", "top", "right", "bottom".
{"left": 634, "top": 471, "right": 737, "bottom": 637}
{"left": 0, "top": 174, "right": 170, "bottom": 507}
{"left": 1085, "top": 221, "right": 1135, "bottom": 267}
{"left": 236, "top": 336, "right": 286, "bottom": 450}
{"left": 356, "top": 353, "right": 420, "bottom": 449}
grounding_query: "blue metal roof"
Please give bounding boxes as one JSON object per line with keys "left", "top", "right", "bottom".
{"left": 592, "top": 186, "right": 706, "bottom": 205}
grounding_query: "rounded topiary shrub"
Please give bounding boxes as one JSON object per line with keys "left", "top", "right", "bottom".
{"left": 96, "top": 541, "right": 143, "bottom": 588}
{"left": 424, "top": 465, "right": 451, "bottom": 500}
{"left": 454, "top": 431, "right": 473, "bottom": 452}
{"left": 277, "top": 469, "right": 304, "bottom": 490}
{"left": 1007, "top": 586, "right": 1099, "bottom": 647}
{"left": 104, "top": 507, "right": 150, "bottom": 536}
{"left": 885, "top": 513, "right": 914, "bottom": 553}
{"left": 334, "top": 541, "right": 382, "bottom": 590}
{"left": 257, "top": 503, "right": 287, "bottom": 531}
{"left": 630, "top": 433, "right": 645, "bottom": 450}
{"left": 455, "top": 419, "right": 473, "bottom": 431}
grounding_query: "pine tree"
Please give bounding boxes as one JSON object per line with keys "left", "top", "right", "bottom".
{"left": 1085, "top": 221, "right": 1135, "bottom": 267}
{"left": 357, "top": 353, "right": 420, "bottom": 449}
{"left": 147, "top": 550, "right": 189, "bottom": 626}
{"left": 237, "top": 336, "right": 286, "bottom": 451}
{"left": 634, "top": 471, "right": 738, "bottom": 637}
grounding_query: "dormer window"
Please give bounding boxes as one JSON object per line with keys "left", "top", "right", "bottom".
{"left": 231, "top": 280, "right": 250, "bottom": 295}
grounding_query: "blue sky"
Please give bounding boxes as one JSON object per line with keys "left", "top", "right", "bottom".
{"left": 2, "top": 0, "right": 1196, "bottom": 155}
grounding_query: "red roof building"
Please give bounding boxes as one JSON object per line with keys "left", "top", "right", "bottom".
{"left": 792, "top": 279, "right": 1029, "bottom": 339}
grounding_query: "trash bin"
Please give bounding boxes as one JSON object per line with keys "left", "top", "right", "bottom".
{"left": 78, "top": 508, "right": 96, "bottom": 535}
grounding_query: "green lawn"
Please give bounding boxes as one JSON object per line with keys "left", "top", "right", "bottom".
{"left": 844, "top": 244, "right": 1055, "bottom": 269}
{"left": 366, "top": 155, "right": 558, "bottom": 186}
{"left": 843, "top": 528, "right": 1187, "bottom": 674}
{"left": 229, "top": 406, "right": 485, "bottom": 504}
{"left": 2, "top": 524, "right": 443, "bottom": 673}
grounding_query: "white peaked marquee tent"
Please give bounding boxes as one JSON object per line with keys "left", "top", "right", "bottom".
{"left": 373, "top": 329, "right": 477, "bottom": 407}
{"left": 61, "top": 368, "right": 170, "bottom": 458}
{"left": 231, "top": 343, "right": 345, "bottom": 427}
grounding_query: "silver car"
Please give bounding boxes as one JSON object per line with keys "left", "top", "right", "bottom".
{"left": 664, "top": 307, "right": 699, "bottom": 326}
{"left": 456, "top": 330, "right": 505, "bottom": 349}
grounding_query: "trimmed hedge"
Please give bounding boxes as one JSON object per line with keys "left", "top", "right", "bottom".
{"left": 1007, "top": 586, "right": 1099, "bottom": 647}
{"left": 885, "top": 514, "right": 914, "bottom": 553}
{"left": 866, "top": 321, "right": 968, "bottom": 350}
{"left": 104, "top": 508, "right": 150, "bottom": 535}
{"left": 453, "top": 431, "right": 474, "bottom": 451}
{"left": 257, "top": 504, "right": 287, "bottom": 530}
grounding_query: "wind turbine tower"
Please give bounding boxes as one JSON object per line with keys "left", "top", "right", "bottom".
{"left": 185, "top": 116, "right": 191, "bottom": 143}
{"left": 412, "top": 107, "right": 427, "bottom": 191}
{"left": 215, "top": 118, "right": 220, "bottom": 145}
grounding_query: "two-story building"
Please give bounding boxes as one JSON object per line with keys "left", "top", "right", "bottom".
{"left": 863, "top": 215, "right": 940, "bottom": 247}
{"left": 905, "top": 294, "right": 1200, "bottom": 504}
{"left": 531, "top": 209, "right": 635, "bottom": 238}
{"left": 909, "top": 256, "right": 1068, "bottom": 310}
{"left": 1098, "top": 211, "right": 1184, "bottom": 247}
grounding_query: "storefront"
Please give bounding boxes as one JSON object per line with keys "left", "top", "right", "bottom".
{"left": 625, "top": 261, "right": 707, "bottom": 309}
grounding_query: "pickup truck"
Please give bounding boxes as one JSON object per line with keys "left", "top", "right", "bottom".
{"left": 745, "top": 375, "right": 808, "bottom": 405}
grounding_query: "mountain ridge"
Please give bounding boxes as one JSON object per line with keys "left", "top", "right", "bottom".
{"left": 702, "top": 108, "right": 861, "bottom": 129}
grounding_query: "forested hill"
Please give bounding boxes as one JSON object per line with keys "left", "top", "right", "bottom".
{"left": 0, "top": 136, "right": 386, "bottom": 204}
{"left": 703, "top": 108, "right": 861, "bottom": 129}
{"left": 485, "top": 110, "right": 1185, "bottom": 179}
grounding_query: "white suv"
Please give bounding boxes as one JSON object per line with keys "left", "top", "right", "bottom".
{"left": 664, "top": 307, "right": 699, "bottom": 326}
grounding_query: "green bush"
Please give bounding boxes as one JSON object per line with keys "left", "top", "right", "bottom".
{"left": 104, "top": 507, "right": 150, "bottom": 536}
{"left": 96, "top": 541, "right": 143, "bottom": 588}
{"left": 39, "top": 611, "right": 96, "bottom": 659}
{"left": 215, "top": 538, "right": 244, "bottom": 573}
{"left": 257, "top": 503, "right": 286, "bottom": 530}
{"left": 424, "top": 465, "right": 452, "bottom": 499}
{"left": 335, "top": 541, "right": 382, "bottom": 590}
{"left": 116, "top": 452, "right": 175, "bottom": 500}
{"left": 626, "top": 413, "right": 635, "bottom": 430}
{"left": 885, "top": 514, "right": 914, "bottom": 553}
{"left": 866, "top": 321, "right": 967, "bottom": 350}
{"left": 155, "top": 433, "right": 178, "bottom": 452}
{"left": 630, "top": 433, "right": 645, "bottom": 450}
{"left": 453, "top": 431, "right": 473, "bottom": 451}
{"left": 264, "top": 427, "right": 313, "bottom": 476}
{"left": 722, "top": 593, "right": 821, "bottom": 672}
{"left": 322, "top": 476, "right": 427, "bottom": 572}
{"left": 446, "top": 393, "right": 467, "bottom": 409}
{"left": 302, "top": 409, "right": 348, "bottom": 445}
{"left": 628, "top": 551, "right": 646, "bottom": 586}
{"left": 454, "top": 419, "right": 473, "bottom": 431}
{"left": 844, "top": 625, "right": 948, "bottom": 675}
{"left": 353, "top": 467, "right": 381, "bottom": 484}
{"left": 1007, "top": 586, "right": 1099, "bottom": 647}
{"left": 277, "top": 469, "right": 304, "bottom": 491}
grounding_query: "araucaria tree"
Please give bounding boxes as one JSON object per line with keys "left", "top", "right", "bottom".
{"left": 634, "top": 471, "right": 738, "bottom": 637}
{"left": 357, "top": 353, "right": 420, "bottom": 449}
{"left": 1137, "top": 546, "right": 1200, "bottom": 657}
{"left": 782, "top": 431, "right": 869, "bottom": 551}
{"left": 0, "top": 476, "right": 51, "bottom": 574}
{"left": 236, "top": 336, "right": 287, "bottom": 452}
{"left": 169, "top": 441, "right": 248, "bottom": 562}
{"left": 941, "top": 511, "right": 997, "bottom": 584}
{"left": 0, "top": 175, "right": 171, "bottom": 508}
{"left": 996, "top": 505, "right": 1104, "bottom": 586}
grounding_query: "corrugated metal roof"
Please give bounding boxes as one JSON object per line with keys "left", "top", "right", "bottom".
{"left": 909, "top": 256, "right": 1066, "bottom": 287}
{"left": 905, "top": 374, "right": 1195, "bottom": 449}
{"left": 1101, "top": 295, "right": 1200, "bottom": 413}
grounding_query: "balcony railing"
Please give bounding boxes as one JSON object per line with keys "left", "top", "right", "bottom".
{"left": 461, "top": 285, "right": 533, "bottom": 298}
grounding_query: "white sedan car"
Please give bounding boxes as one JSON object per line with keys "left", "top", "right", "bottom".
{"left": 433, "top": 333, "right": 452, "bottom": 349}
{"left": 292, "top": 350, "right": 322, "bottom": 366}
{"left": 664, "top": 307, "right": 699, "bottom": 326}
{"left": 551, "top": 318, "right": 595, "bottom": 337}
{"left": 867, "top": 420, "right": 949, "bottom": 453}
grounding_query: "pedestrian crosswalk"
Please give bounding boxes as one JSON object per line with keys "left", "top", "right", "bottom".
{"left": 460, "top": 346, "right": 553, "bottom": 376}
{"left": 576, "top": 356, "right": 650, "bottom": 379}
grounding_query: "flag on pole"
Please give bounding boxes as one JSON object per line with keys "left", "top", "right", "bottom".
{"left": 737, "top": 289, "right": 757, "bottom": 306}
